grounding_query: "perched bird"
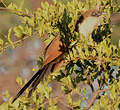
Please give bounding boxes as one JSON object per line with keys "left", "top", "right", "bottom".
{"left": 12, "top": 8, "right": 102, "bottom": 103}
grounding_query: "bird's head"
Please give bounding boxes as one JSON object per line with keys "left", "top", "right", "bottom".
{"left": 75, "top": 8, "right": 102, "bottom": 37}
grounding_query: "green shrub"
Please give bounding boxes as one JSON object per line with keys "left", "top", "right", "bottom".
{"left": 0, "top": 0, "right": 120, "bottom": 109}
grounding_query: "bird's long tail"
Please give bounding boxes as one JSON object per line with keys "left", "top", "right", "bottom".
{"left": 28, "top": 63, "right": 51, "bottom": 97}
{"left": 12, "top": 64, "right": 49, "bottom": 103}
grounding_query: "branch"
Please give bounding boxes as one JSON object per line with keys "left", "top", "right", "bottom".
{"left": 0, "top": 30, "right": 39, "bottom": 53}
{"left": 0, "top": 6, "right": 32, "bottom": 18}
{"left": 86, "top": 88, "right": 110, "bottom": 110}
{"left": 0, "top": 0, "right": 7, "bottom": 8}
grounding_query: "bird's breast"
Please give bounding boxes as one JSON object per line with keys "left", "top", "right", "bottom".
{"left": 78, "top": 17, "right": 100, "bottom": 37}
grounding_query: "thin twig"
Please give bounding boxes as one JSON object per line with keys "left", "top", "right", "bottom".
{"left": 0, "top": 31, "right": 39, "bottom": 53}
{"left": 86, "top": 88, "right": 110, "bottom": 110}
{"left": 1, "top": 1, "right": 7, "bottom": 8}
{"left": 0, "top": 7, "right": 32, "bottom": 17}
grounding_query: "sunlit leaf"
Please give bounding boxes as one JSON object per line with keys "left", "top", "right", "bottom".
{"left": 8, "top": 27, "right": 15, "bottom": 48}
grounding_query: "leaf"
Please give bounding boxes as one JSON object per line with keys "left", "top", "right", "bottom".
{"left": 3, "top": 90, "right": 10, "bottom": 99}
{"left": 16, "top": 77, "right": 23, "bottom": 86}
{"left": 0, "top": 38, "right": 3, "bottom": 45}
{"left": 8, "top": 3, "right": 17, "bottom": 9}
{"left": 25, "top": 8, "right": 29, "bottom": 15}
{"left": 119, "top": 40, "right": 120, "bottom": 48}
{"left": 24, "top": 25, "right": 32, "bottom": 36}
{"left": 73, "top": 99, "right": 81, "bottom": 107}
{"left": 19, "top": 0, "right": 24, "bottom": 9}
{"left": 24, "top": 17, "right": 35, "bottom": 27}
{"left": 8, "top": 27, "right": 15, "bottom": 48}
{"left": 41, "top": 2, "right": 49, "bottom": 9}
{"left": 67, "top": 94, "right": 72, "bottom": 105}
{"left": 14, "top": 25, "right": 24, "bottom": 38}
{"left": 37, "top": 57, "right": 44, "bottom": 67}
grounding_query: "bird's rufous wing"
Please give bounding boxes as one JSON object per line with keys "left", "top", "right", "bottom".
{"left": 43, "top": 36, "right": 65, "bottom": 66}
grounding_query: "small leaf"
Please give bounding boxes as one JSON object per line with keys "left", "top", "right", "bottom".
{"left": 19, "top": 0, "right": 24, "bottom": 9}
{"left": 37, "top": 57, "right": 44, "bottom": 67}
{"left": 41, "top": 2, "right": 49, "bottom": 9}
{"left": 67, "top": 94, "right": 72, "bottom": 105}
{"left": 3, "top": 90, "right": 10, "bottom": 99}
{"left": 8, "top": 3, "right": 17, "bottom": 9}
{"left": 16, "top": 77, "right": 23, "bottom": 86}
{"left": 0, "top": 38, "right": 3, "bottom": 45}
{"left": 8, "top": 28, "right": 15, "bottom": 48}
{"left": 119, "top": 40, "right": 120, "bottom": 48}
{"left": 14, "top": 25, "right": 24, "bottom": 38}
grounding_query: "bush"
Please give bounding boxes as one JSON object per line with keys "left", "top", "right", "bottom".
{"left": 0, "top": 0, "right": 120, "bottom": 109}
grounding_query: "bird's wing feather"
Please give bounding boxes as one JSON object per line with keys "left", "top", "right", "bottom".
{"left": 43, "top": 36, "right": 63, "bottom": 66}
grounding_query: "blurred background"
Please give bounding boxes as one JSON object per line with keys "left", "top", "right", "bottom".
{"left": 0, "top": 0, "right": 119, "bottom": 104}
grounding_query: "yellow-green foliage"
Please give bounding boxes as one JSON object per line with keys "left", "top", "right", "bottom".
{"left": 0, "top": 0, "right": 120, "bottom": 110}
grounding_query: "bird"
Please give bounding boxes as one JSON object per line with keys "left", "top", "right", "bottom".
{"left": 12, "top": 8, "right": 102, "bottom": 103}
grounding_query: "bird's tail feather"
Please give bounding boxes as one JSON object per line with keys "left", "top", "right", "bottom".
{"left": 28, "top": 64, "right": 49, "bottom": 97}
{"left": 12, "top": 65, "right": 47, "bottom": 103}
